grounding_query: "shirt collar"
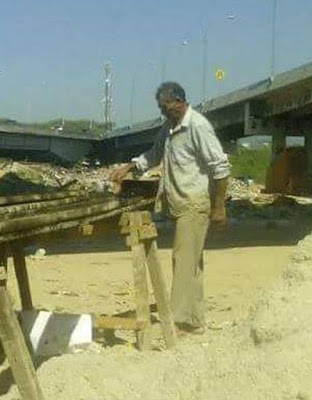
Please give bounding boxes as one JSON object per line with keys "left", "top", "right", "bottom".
{"left": 169, "top": 105, "right": 192, "bottom": 135}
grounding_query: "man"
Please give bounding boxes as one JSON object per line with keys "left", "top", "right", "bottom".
{"left": 110, "top": 82, "right": 230, "bottom": 334}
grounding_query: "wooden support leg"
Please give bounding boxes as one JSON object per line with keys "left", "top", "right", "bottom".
{"left": 0, "top": 244, "right": 8, "bottom": 288}
{"left": 0, "top": 252, "right": 44, "bottom": 400}
{"left": 12, "top": 242, "right": 33, "bottom": 310}
{"left": 145, "top": 239, "right": 176, "bottom": 349}
{"left": 120, "top": 211, "right": 176, "bottom": 350}
{"left": 131, "top": 242, "right": 152, "bottom": 350}
{"left": 128, "top": 213, "right": 152, "bottom": 350}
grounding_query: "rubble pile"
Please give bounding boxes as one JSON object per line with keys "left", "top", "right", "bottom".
{"left": 0, "top": 159, "right": 112, "bottom": 196}
{"left": 227, "top": 177, "right": 263, "bottom": 201}
{"left": 0, "top": 160, "right": 310, "bottom": 223}
{"left": 227, "top": 178, "right": 312, "bottom": 221}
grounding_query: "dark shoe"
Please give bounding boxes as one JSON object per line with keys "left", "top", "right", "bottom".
{"left": 175, "top": 323, "right": 205, "bottom": 336}
{"left": 175, "top": 326, "right": 188, "bottom": 337}
{"left": 189, "top": 326, "right": 205, "bottom": 335}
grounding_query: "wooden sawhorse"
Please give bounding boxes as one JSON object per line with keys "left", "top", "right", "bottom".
{"left": 0, "top": 209, "right": 176, "bottom": 400}
{"left": 119, "top": 211, "right": 176, "bottom": 350}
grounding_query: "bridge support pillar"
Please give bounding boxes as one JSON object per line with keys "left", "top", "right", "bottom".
{"left": 304, "top": 132, "right": 312, "bottom": 179}
{"left": 271, "top": 129, "right": 286, "bottom": 161}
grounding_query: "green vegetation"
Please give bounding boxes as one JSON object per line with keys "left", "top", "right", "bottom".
{"left": 0, "top": 118, "right": 114, "bottom": 138}
{"left": 229, "top": 146, "right": 271, "bottom": 184}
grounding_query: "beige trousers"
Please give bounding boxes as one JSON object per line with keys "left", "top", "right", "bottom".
{"left": 171, "top": 212, "right": 210, "bottom": 327}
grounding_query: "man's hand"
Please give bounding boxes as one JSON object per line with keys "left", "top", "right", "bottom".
{"left": 109, "top": 163, "right": 134, "bottom": 183}
{"left": 210, "top": 177, "right": 228, "bottom": 229}
{"left": 109, "top": 163, "right": 135, "bottom": 195}
{"left": 210, "top": 205, "right": 227, "bottom": 224}
{"left": 210, "top": 206, "right": 227, "bottom": 231}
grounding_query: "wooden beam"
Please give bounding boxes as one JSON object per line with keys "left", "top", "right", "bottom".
{"left": 94, "top": 315, "right": 146, "bottom": 331}
{"left": 12, "top": 242, "right": 33, "bottom": 310}
{"left": 0, "top": 197, "right": 154, "bottom": 245}
{"left": 128, "top": 213, "right": 152, "bottom": 350}
{"left": 0, "top": 197, "right": 153, "bottom": 236}
{"left": 0, "top": 287, "right": 45, "bottom": 400}
{"left": 0, "top": 195, "right": 90, "bottom": 218}
{"left": 0, "top": 190, "right": 83, "bottom": 206}
{"left": 0, "top": 244, "right": 8, "bottom": 287}
{"left": 145, "top": 239, "right": 176, "bottom": 349}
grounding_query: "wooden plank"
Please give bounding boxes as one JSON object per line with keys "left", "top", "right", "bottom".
{"left": 140, "top": 210, "right": 153, "bottom": 225}
{"left": 0, "top": 197, "right": 124, "bottom": 234}
{"left": 121, "top": 224, "right": 157, "bottom": 238}
{"left": 138, "top": 224, "right": 158, "bottom": 240}
{"left": 131, "top": 243, "right": 152, "bottom": 350}
{"left": 0, "top": 197, "right": 154, "bottom": 236}
{"left": 0, "top": 190, "right": 83, "bottom": 206}
{"left": 0, "top": 195, "right": 93, "bottom": 218}
{"left": 119, "top": 212, "right": 130, "bottom": 227}
{"left": 0, "top": 244, "right": 8, "bottom": 286}
{"left": 145, "top": 239, "right": 176, "bottom": 349}
{"left": 12, "top": 243, "right": 33, "bottom": 310}
{"left": 94, "top": 315, "right": 146, "bottom": 331}
{"left": 0, "top": 197, "right": 154, "bottom": 244}
{"left": 78, "top": 224, "right": 94, "bottom": 236}
{"left": 0, "top": 266, "right": 6, "bottom": 281}
{"left": 0, "top": 287, "right": 45, "bottom": 400}
{"left": 129, "top": 213, "right": 152, "bottom": 350}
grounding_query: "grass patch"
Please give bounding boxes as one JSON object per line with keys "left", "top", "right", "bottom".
{"left": 229, "top": 147, "right": 271, "bottom": 184}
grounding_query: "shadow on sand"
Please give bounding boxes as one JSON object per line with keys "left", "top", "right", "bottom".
{"left": 37, "top": 198, "right": 312, "bottom": 256}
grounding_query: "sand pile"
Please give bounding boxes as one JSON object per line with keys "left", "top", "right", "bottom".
{"left": 2, "top": 234, "right": 312, "bottom": 400}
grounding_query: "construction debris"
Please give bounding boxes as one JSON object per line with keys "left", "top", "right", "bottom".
{"left": 0, "top": 159, "right": 112, "bottom": 195}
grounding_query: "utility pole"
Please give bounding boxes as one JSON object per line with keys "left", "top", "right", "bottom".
{"left": 101, "top": 62, "right": 113, "bottom": 126}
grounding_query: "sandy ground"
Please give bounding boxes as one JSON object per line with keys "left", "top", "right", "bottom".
{"left": 0, "top": 216, "right": 312, "bottom": 399}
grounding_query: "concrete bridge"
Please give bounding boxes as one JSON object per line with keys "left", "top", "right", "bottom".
{"left": 102, "top": 61, "right": 312, "bottom": 175}
{"left": 1, "top": 61, "right": 312, "bottom": 172}
{"left": 0, "top": 122, "right": 95, "bottom": 164}
{"left": 202, "top": 62, "right": 312, "bottom": 139}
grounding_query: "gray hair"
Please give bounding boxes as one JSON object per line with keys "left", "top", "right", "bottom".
{"left": 155, "top": 82, "right": 186, "bottom": 102}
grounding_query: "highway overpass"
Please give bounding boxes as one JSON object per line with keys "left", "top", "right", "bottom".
{"left": 0, "top": 122, "right": 95, "bottom": 164}
{"left": 1, "top": 61, "right": 312, "bottom": 172}
{"left": 101, "top": 61, "right": 312, "bottom": 176}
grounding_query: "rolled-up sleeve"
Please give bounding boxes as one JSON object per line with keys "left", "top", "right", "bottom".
{"left": 132, "top": 125, "right": 167, "bottom": 172}
{"left": 192, "top": 120, "right": 230, "bottom": 180}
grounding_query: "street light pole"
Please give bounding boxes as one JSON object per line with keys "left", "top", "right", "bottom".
{"left": 161, "top": 40, "right": 190, "bottom": 82}
{"left": 270, "top": 0, "right": 278, "bottom": 81}
{"left": 202, "top": 30, "right": 208, "bottom": 102}
{"left": 161, "top": 53, "right": 167, "bottom": 82}
{"left": 201, "top": 15, "right": 236, "bottom": 103}
{"left": 129, "top": 76, "right": 135, "bottom": 126}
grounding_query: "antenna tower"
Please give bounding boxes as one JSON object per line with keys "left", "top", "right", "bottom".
{"left": 102, "top": 62, "right": 113, "bottom": 125}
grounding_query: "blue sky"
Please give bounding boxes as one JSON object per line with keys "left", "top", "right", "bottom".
{"left": 0, "top": 0, "right": 311, "bottom": 127}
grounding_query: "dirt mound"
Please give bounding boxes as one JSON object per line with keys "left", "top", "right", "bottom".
{"left": 251, "top": 234, "right": 312, "bottom": 345}
{"left": 3, "top": 234, "right": 312, "bottom": 400}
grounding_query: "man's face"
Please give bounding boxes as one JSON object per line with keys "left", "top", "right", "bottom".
{"left": 157, "top": 96, "right": 181, "bottom": 122}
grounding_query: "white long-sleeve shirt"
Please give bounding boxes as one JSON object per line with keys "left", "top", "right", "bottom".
{"left": 133, "top": 106, "right": 230, "bottom": 217}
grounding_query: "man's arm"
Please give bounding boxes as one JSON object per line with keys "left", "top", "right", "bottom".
{"left": 210, "top": 177, "right": 228, "bottom": 224}
{"left": 192, "top": 119, "right": 230, "bottom": 223}
{"left": 109, "top": 124, "right": 167, "bottom": 190}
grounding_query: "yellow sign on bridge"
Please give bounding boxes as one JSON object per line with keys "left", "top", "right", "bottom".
{"left": 215, "top": 69, "right": 225, "bottom": 80}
